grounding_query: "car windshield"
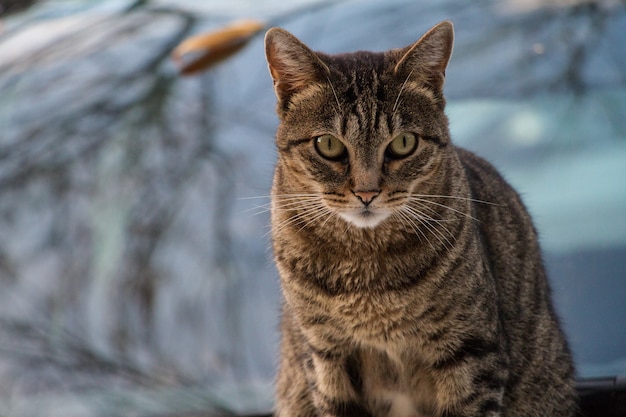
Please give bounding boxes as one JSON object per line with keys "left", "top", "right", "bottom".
{"left": 0, "top": 0, "right": 624, "bottom": 415}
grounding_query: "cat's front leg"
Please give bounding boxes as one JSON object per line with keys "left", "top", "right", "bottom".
{"left": 433, "top": 340, "right": 507, "bottom": 417}
{"left": 439, "top": 381, "right": 505, "bottom": 417}
{"left": 276, "top": 310, "right": 371, "bottom": 417}
{"left": 303, "top": 343, "right": 372, "bottom": 417}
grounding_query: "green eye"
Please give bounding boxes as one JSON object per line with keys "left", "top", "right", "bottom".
{"left": 387, "top": 132, "right": 418, "bottom": 158}
{"left": 314, "top": 134, "right": 346, "bottom": 160}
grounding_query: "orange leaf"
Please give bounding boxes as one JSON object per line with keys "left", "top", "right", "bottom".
{"left": 172, "top": 19, "right": 265, "bottom": 76}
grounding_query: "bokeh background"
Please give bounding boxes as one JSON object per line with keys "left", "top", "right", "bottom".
{"left": 1, "top": 0, "right": 625, "bottom": 415}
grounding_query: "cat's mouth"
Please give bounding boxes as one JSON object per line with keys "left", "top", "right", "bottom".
{"left": 338, "top": 207, "right": 391, "bottom": 229}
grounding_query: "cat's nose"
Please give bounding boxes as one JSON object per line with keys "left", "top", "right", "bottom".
{"left": 352, "top": 190, "right": 380, "bottom": 206}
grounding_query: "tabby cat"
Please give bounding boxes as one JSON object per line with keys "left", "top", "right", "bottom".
{"left": 264, "top": 21, "right": 577, "bottom": 417}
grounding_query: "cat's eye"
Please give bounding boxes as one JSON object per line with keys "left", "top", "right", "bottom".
{"left": 387, "top": 132, "right": 418, "bottom": 159}
{"left": 314, "top": 134, "right": 346, "bottom": 160}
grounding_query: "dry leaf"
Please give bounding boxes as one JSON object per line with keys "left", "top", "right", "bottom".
{"left": 172, "top": 19, "right": 265, "bottom": 75}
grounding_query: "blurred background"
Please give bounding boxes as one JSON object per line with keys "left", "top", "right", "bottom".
{"left": 0, "top": 0, "right": 625, "bottom": 416}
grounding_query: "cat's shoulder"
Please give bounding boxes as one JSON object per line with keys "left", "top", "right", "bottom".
{"left": 454, "top": 145, "right": 522, "bottom": 204}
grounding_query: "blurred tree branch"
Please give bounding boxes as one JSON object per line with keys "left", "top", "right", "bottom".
{"left": 0, "top": 0, "right": 37, "bottom": 17}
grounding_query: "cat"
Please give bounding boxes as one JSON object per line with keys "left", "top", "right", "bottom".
{"left": 264, "top": 21, "right": 577, "bottom": 417}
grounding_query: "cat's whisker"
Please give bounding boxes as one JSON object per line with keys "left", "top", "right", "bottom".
{"left": 319, "top": 207, "right": 337, "bottom": 230}
{"left": 285, "top": 202, "right": 332, "bottom": 232}
{"left": 274, "top": 200, "right": 323, "bottom": 211}
{"left": 401, "top": 206, "right": 446, "bottom": 249}
{"left": 241, "top": 194, "right": 322, "bottom": 217}
{"left": 273, "top": 198, "right": 322, "bottom": 207}
{"left": 270, "top": 195, "right": 326, "bottom": 213}
{"left": 272, "top": 208, "right": 324, "bottom": 226}
{"left": 298, "top": 207, "right": 334, "bottom": 232}
{"left": 273, "top": 193, "right": 320, "bottom": 198}
{"left": 341, "top": 218, "right": 352, "bottom": 236}
{"left": 239, "top": 195, "right": 272, "bottom": 200}
{"left": 239, "top": 196, "right": 272, "bottom": 216}
{"left": 266, "top": 213, "right": 309, "bottom": 238}
{"left": 256, "top": 201, "right": 324, "bottom": 217}
{"left": 404, "top": 202, "right": 455, "bottom": 224}
{"left": 411, "top": 193, "right": 502, "bottom": 207}
{"left": 406, "top": 199, "right": 442, "bottom": 221}
{"left": 403, "top": 205, "right": 456, "bottom": 251}
{"left": 404, "top": 209, "right": 439, "bottom": 251}
{"left": 273, "top": 197, "right": 321, "bottom": 203}
{"left": 247, "top": 207, "right": 272, "bottom": 217}
{"left": 410, "top": 203, "right": 458, "bottom": 245}
{"left": 267, "top": 200, "right": 332, "bottom": 237}
{"left": 241, "top": 193, "right": 320, "bottom": 200}
{"left": 392, "top": 68, "right": 414, "bottom": 118}
{"left": 241, "top": 202, "right": 273, "bottom": 214}
{"left": 408, "top": 196, "right": 479, "bottom": 222}
{"left": 326, "top": 76, "right": 342, "bottom": 117}
{"left": 393, "top": 208, "right": 434, "bottom": 250}
{"left": 247, "top": 199, "right": 319, "bottom": 219}
{"left": 406, "top": 202, "right": 446, "bottom": 223}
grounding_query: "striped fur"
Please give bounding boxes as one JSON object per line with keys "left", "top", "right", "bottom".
{"left": 265, "top": 21, "right": 577, "bottom": 417}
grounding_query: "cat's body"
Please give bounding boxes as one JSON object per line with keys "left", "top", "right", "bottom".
{"left": 265, "top": 21, "right": 577, "bottom": 417}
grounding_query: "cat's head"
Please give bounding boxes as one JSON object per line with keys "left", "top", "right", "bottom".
{"left": 265, "top": 22, "right": 454, "bottom": 229}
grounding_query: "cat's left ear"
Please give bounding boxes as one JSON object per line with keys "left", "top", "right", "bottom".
{"left": 394, "top": 21, "right": 454, "bottom": 94}
{"left": 265, "top": 28, "right": 330, "bottom": 112}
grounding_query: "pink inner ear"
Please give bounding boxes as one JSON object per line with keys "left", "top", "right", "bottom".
{"left": 268, "top": 51, "right": 309, "bottom": 93}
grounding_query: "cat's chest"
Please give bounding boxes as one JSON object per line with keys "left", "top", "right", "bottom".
{"left": 359, "top": 347, "right": 438, "bottom": 417}
{"left": 323, "top": 260, "right": 434, "bottom": 343}
{"left": 331, "top": 290, "right": 416, "bottom": 343}
{"left": 284, "top": 252, "right": 435, "bottom": 345}
{"left": 280, "top": 234, "right": 441, "bottom": 344}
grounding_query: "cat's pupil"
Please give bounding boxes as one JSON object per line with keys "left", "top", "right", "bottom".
{"left": 388, "top": 132, "right": 417, "bottom": 158}
{"left": 315, "top": 135, "right": 346, "bottom": 160}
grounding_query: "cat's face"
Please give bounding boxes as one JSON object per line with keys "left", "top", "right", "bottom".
{"left": 266, "top": 22, "right": 454, "bottom": 229}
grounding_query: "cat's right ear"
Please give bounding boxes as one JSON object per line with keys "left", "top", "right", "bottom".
{"left": 394, "top": 21, "right": 454, "bottom": 96}
{"left": 264, "top": 28, "right": 330, "bottom": 112}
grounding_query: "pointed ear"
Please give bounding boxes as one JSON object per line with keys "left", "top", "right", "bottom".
{"left": 264, "top": 27, "right": 330, "bottom": 110}
{"left": 394, "top": 21, "right": 454, "bottom": 94}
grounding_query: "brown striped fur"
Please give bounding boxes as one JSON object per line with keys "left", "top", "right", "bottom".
{"left": 264, "top": 21, "right": 577, "bottom": 417}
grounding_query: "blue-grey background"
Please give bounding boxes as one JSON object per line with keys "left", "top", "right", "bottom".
{"left": 0, "top": 0, "right": 624, "bottom": 415}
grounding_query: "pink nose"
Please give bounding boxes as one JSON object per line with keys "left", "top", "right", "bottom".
{"left": 353, "top": 190, "right": 380, "bottom": 205}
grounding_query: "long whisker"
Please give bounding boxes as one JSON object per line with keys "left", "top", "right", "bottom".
{"left": 394, "top": 208, "right": 434, "bottom": 250}
{"left": 403, "top": 205, "right": 456, "bottom": 251}
{"left": 411, "top": 193, "right": 503, "bottom": 207}
{"left": 405, "top": 201, "right": 456, "bottom": 224}
{"left": 241, "top": 193, "right": 321, "bottom": 200}
{"left": 326, "top": 75, "right": 342, "bottom": 117}
{"left": 406, "top": 199, "right": 441, "bottom": 220}
{"left": 320, "top": 207, "right": 337, "bottom": 230}
{"left": 297, "top": 206, "right": 334, "bottom": 232}
{"left": 241, "top": 194, "right": 321, "bottom": 217}
{"left": 392, "top": 68, "right": 414, "bottom": 117}
{"left": 239, "top": 195, "right": 271, "bottom": 200}
{"left": 239, "top": 194, "right": 316, "bottom": 216}
{"left": 403, "top": 206, "right": 447, "bottom": 248}
{"left": 245, "top": 205, "right": 272, "bottom": 216}
{"left": 275, "top": 201, "right": 330, "bottom": 233}
{"left": 265, "top": 194, "right": 334, "bottom": 237}
{"left": 409, "top": 196, "right": 479, "bottom": 222}
{"left": 267, "top": 211, "right": 311, "bottom": 238}
{"left": 274, "top": 200, "right": 323, "bottom": 210}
